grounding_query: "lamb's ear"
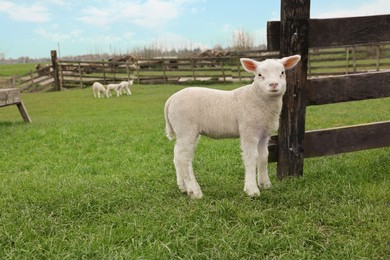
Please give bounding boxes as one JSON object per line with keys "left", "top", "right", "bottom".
{"left": 240, "top": 58, "right": 258, "bottom": 73}
{"left": 280, "top": 55, "right": 301, "bottom": 70}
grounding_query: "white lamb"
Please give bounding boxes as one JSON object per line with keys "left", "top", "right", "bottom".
{"left": 164, "top": 55, "right": 301, "bottom": 199}
{"left": 107, "top": 83, "right": 122, "bottom": 97}
{"left": 92, "top": 82, "right": 108, "bottom": 98}
{"left": 119, "top": 80, "right": 133, "bottom": 95}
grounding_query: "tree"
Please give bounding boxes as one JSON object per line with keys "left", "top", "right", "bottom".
{"left": 232, "top": 29, "right": 254, "bottom": 50}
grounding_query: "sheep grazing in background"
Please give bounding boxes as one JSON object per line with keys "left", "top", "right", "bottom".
{"left": 92, "top": 82, "right": 108, "bottom": 98}
{"left": 164, "top": 55, "right": 301, "bottom": 199}
{"left": 119, "top": 80, "right": 133, "bottom": 95}
{"left": 107, "top": 83, "right": 122, "bottom": 97}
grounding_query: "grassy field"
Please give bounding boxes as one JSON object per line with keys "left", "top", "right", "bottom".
{"left": 0, "top": 84, "right": 389, "bottom": 258}
{"left": 0, "top": 63, "right": 41, "bottom": 77}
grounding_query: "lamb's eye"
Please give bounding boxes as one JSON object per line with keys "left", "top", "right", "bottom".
{"left": 258, "top": 73, "right": 262, "bottom": 77}
{"left": 281, "top": 71, "right": 285, "bottom": 75}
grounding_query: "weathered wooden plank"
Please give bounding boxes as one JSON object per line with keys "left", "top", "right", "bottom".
{"left": 276, "top": 0, "right": 310, "bottom": 178}
{"left": 306, "top": 71, "right": 390, "bottom": 105}
{"left": 269, "top": 121, "right": 390, "bottom": 161}
{"left": 0, "top": 88, "right": 21, "bottom": 107}
{"left": 304, "top": 121, "right": 390, "bottom": 157}
{"left": 0, "top": 88, "right": 32, "bottom": 123}
{"left": 268, "top": 15, "right": 390, "bottom": 50}
{"left": 16, "top": 101, "right": 32, "bottom": 123}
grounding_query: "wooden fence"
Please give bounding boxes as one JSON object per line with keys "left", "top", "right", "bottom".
{"left": 5, "top": 41, "right": 390, "bottom": 91}
{"left": 6, "top": 65, "right": 53, "bottom": 92}
{"left": 266, "top": 0, "right": 390, "bottom": 178}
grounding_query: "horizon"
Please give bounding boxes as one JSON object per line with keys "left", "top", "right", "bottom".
{"left": 1, "top": 0, "right": 389, "bottom": 59}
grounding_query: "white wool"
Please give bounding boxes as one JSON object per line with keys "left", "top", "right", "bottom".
{"left": 164, "top": 55, "right": 301, "bottom": 199}
{"left": 119, "top": 80, "right": 133, "bottom": 96}
{"left": 92, "top": 82, "right": 108, "bottom": 98}
{"left": 107, "top": 83, "right": 122, "bottom": 97}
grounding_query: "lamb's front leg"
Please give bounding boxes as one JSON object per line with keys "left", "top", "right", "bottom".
{"left": 241, "top": 138, "right": 260, "bottom": 197}
{"left": 257, "top": 138, "right": 272, "bottom": 189}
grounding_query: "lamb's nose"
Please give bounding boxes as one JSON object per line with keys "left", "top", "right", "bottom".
{"left": 269, "top": 83, "right": 278, "bottom": 89}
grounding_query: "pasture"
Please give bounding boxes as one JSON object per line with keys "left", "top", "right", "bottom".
{"left": 0, "top": 84, "right": 389, "bottom": 258}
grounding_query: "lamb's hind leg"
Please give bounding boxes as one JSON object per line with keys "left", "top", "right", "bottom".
{"left": 173, "top": 136, "right": 202, "bottom": 199}
{"left": 257, "top": 137, "right": 271, "bottom": 189}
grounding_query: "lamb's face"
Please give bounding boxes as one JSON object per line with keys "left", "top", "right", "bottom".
{"left": 240, "top": 55, "right": 301, "bottom": 97}
{"left": 254, "top": 60, "right": 286, "bottom": 96}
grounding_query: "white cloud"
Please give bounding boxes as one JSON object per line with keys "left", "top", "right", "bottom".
{"left": 222, "top": 24, "right": 233, "bottom": 33}
{"left": 34, "top": 26, "right": 82, "bottom": 42}
{"left": 0, "top": 1, "right": 50, "bottom": 23}
{"left": 314, "top": 0, "right": 390, "bottom": 18}
{"left": 128, "top": 0, "right": 180, "bottom": 29}
{"left": 78, "top": 0, "right": 202, "bottom": 29}
{"left": 78, "top": 6, "right": 115, "bottom": 27}
{"left": 152, "top": 32, "right": 209, "bottom": 50}
{"left": 45, "top": 0, "right": 66, "bottom": 5}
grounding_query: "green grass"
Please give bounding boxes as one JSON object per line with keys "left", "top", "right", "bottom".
{"left": 0, "top": 63, "right": 43, "bottom": 77}
{"left": 0, "top": 84, "right": 389, "bottom": 258}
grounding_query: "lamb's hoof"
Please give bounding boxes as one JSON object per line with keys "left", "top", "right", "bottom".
{"left": 177, "top": 185, "right": 187, "bottom": 193}
{"left": 244, "top": 186, "right": 260, "bottom": 197}
{"left": 259, "top": 181, "right": 272, "bottom": 189}
{"left": 188, "top": 189, "right": 203, "bottom": 199}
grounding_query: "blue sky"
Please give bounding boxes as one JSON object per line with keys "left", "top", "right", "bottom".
{"left": 0, "top": 0, "right": 389, "bottom": 59}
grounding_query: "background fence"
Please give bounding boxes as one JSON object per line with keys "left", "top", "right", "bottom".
{"left": 4, "top": 41, "right": 390, "bottom": 92}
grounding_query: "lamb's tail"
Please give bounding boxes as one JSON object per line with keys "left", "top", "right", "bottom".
{"left": 164, "top": 97, "right": 175, "bottom": 141}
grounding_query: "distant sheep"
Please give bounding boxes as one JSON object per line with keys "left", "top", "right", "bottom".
{"left": 92, "top": 82, "right": 108, "bottom": 98}
{"left": 107, "top": 83, "right": 122, "bottom": 97}
{"left": 164, "top": 55, "right": 301, "bottom": 199}
{"left": 119, "top": 80, "right": 133, "bottom": 96}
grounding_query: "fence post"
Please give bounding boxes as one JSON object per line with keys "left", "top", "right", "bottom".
{"left": 51, "top": 50, "right": 61, "bottom": 91}
{"left": 277, "top": 0, "right": 310, "bottom": 178}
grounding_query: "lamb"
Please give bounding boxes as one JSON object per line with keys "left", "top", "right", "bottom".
{"left": 107, "top": 83, "right": 123, "bottom": 97}
{"left": 119, "top": 80, "right": 133, "bottom": 95}
{"left": 92, "top": 82, "right": 108, "bottom": 98}
{"left": 164, "top": 55, "right": 301, "bottom": 199}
